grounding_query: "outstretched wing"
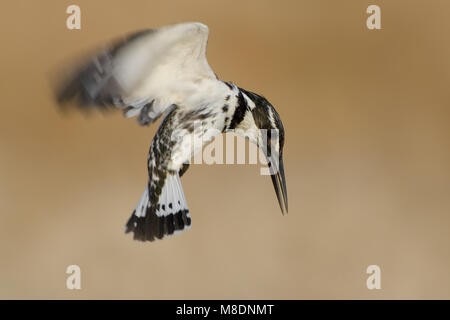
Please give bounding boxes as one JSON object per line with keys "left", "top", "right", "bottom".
{"left": 56, "top": 22, "right": 216, "bottom": 125}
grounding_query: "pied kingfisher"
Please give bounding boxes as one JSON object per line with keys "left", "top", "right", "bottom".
{"left": 56, "top": 22, "right": 288, "bottom": 242}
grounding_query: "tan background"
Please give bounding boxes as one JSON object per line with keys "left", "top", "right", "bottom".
{"left": 1, "top": 0, "right": 450, "bottom": 299}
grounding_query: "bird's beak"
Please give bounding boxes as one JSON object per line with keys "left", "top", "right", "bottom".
{"left": 269, "top": 153, "right": 288, "bottom": 214}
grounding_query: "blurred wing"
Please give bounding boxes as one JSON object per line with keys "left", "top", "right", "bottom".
{"left": 56, "top": 22, "right": 216, "bottom": 125}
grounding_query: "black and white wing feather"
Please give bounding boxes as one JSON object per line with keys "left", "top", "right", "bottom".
{"left": 57, "top": 22, "right": 216, "bottom": 125}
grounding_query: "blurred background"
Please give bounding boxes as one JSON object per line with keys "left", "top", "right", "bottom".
{"left": 1, "top": 0, "right": 450, "bottom": 299}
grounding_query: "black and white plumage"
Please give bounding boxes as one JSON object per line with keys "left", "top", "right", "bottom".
{"left": 56, "top": 22, "right": 288, "bottom": 242}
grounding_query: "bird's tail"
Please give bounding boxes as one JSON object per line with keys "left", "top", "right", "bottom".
{"left": 125, "top": 173, "right": 191, "bottom": 241}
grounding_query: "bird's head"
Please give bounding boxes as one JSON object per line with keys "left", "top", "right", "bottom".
{"left": 236, "top": 89, "right": 288, "bottom": 214}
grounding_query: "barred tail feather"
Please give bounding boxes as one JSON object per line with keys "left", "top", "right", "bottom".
{"left": 125, "top": 174, "right": 191, "bottom": 241}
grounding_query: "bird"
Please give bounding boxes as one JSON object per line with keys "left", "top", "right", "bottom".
{"left": 56, "top": 22, "right": 288, "bottom": 242}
